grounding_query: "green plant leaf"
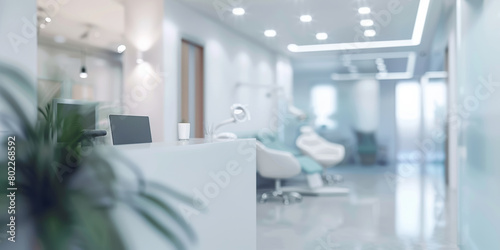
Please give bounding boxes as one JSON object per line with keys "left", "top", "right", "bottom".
{"left": 139, "top": 191, "right": 197, "bottom": 242}
{"left": 126, "top": 198, "right": 188, "bottom": 250}
{"left": 71, "top": 194, "right": 127, "bottom": 250}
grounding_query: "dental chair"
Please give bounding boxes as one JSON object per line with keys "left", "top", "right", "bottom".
{"left": 256, "top": 142, "right": 303, "bottom": 205}
{"left": 296, "top": 126, "right": 346, "bottom": 185}
{"left": 257, "top": 132, "right": 328, "bottom": 188}
{"left": 257, "top": 141, "right": 349, "bottom": 198}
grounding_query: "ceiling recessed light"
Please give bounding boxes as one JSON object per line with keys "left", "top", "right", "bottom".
{"left": 316, "top": 32, "right": 328, "bottom": 40}
{"left": 264, "top": 29, "right": 277, "bottom": 37}
{"left": 358, "top": 7, "right": 371, "bottom": 14}
{"left": 232, "top": 7, "right": 245, "bottom": 16}
{"left": 40, "top": 23, "right": 46, "bottom": 29}
{"left": 364, "top": 29, "right": 376, "bottom": 37}
{"left": 288, "top": 0, "right": 430, "bottom": 52}
{"left": 287, "top": 44, "right": 298, "bottom": 52}
{"left": 117, "top": 44, "right": 127, "bottom": 53}
{"left": 300, "top": 15, "right": 312, "bottom": 22}
{"left": 360, "top": 19, "right": 374, "bottom": 27}
{"left": 45, "top": 17, "right": 52, "bottom": 23}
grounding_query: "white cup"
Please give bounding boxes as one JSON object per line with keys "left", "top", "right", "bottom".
{"left": 178, "top": 123, "right": 191, "bottom": 140}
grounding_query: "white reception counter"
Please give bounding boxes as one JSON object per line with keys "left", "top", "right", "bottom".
{"left": 110, "top": 139, "right": 257, "bottom": 249}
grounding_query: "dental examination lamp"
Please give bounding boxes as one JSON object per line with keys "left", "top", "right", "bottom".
{"left": 288, "top": 104, "right": 307, "bottom": 121}
{"left": 213, "top": 104, "right": 251, "bottom": 139}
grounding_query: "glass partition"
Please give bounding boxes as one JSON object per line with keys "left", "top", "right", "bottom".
{"left": 457, "top": 0, "right": 500, "bottom": 248}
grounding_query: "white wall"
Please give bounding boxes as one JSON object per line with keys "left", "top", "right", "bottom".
{"left": 0, "top": 0, "right": 37, "bottom": 78}
{"left": 162, "top": 0, "right": 293, "bottom": 142}
{"left": 447, "top": 2, "right": 459, "bottom": 191}
{"left": 276, "top": 55, "right": 294, "bottom": 100}
{"left": 124, "top": 0, "right": 166, "bottom": 141}
{"left": 0, "top": 0, "right": 37, "bottom": 127}
{"left": 352, "top": 79, "right": 380, "bottom": 133}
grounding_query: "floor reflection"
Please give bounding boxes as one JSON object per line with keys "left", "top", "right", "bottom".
{"left": 257, "top": 164, "right": 459, "bottom": 250}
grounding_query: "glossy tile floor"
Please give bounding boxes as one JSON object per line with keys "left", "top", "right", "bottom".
{"left": 257, "top": 164, "right": 460, "bottom": 250}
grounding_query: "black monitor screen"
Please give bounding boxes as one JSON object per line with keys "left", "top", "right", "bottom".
{"left": 56, "top": 102, "right": 97, "bottom": 142}
{"left": 109, "top": 115, "right": 152, "bottom": 145}
{"left": 56, "top": 103, "right": 96, "bottom": 130}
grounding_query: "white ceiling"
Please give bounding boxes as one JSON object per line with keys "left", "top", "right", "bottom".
{"left": 36, "top": 0, "right": 452, "bottom": 78}
{"left": 38, "top": 0, "right": 124, "bottom": 51}
{"left": 177, "top": 0, "right": 452, "bottom": 78}
{"left": 179, "top": 0, "right": 419, "bottom": 49}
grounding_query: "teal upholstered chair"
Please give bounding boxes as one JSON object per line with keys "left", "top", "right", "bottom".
{"left": 256, "top": 132, "right": 323, "bottom": 175}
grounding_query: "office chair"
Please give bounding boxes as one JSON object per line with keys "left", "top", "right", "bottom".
{"left": 256, "top": 142, "right": 303, "bottom": 205}
{"left": 296, "top": 126, "right": 346, "bottom": 185}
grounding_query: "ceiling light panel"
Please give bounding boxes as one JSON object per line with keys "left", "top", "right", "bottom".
{"left": 358, "top": 7, "right": 371, "bottom": 14}
{"left": 232, "top": 7, "right": 245, "bottom": 15}
{"left": 360, "top": 19, "right": 374, "bottom": 27}
{"left": 364, "top": 29, "right": 376, "bottom": 37}
{"left": 300, "top": 15, "right": 312, "bottom": 22}
{"left": 332, "top": 52, "right": 417, "bottom": 80}
{"left": 316, "top": 32, "right": 328, "bottom": 40}
{"left": 288, "top": 0, "right": 430, "bottom": 52}
{"left": 264, "top": 29, "right": 277, "bottom": 37}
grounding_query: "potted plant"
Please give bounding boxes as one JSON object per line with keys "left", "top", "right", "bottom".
{"left": 0, "top": 63, "right": 195, "bottom": 249}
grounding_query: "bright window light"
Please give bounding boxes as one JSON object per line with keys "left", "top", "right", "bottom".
{"left": 311, "top": 85, "right": 337, "bottom": 127}
{"left": 300, "top": 15, "right": 312, "bottom": 22}
{"left": 396, "top": 82, "right": 421, "bottom": 120}
{"left": 264, "top": 29, "right": 277, "bottom": 37}
{"left": 423, "top": 81, "right": 446, "bottom": 126}
{"left": 288, "top": 0, "right": 430, "bottom": 52}
{"left": 364, "top": 29, "right": 376, "bottom": 37}
{"left": 316, "top": 32, "right": 328, "bottom": 40}
{"left": 358, "top": 7, "right": 371, "bottom": 14}
{"left": 232, "top": 7, "right": 245, "bottom": 15}
{"left": 360, "top": 19, "right": 374, "bottom": 27}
